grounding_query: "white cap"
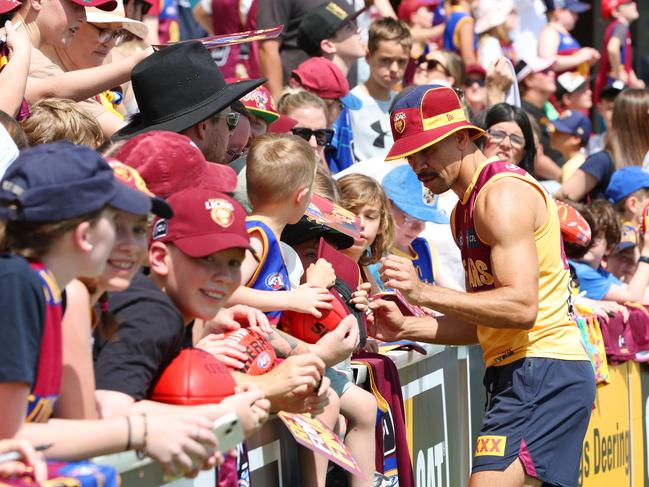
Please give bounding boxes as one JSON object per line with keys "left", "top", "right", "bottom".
{"left": 515, "top": 56, "right": 555, "bottom": 82}
{"left": 474, "top": 0, "right": 515, "bottom": 35}
{"left": 557, "top": 72, "right": 588, "bottom": 94}
{"left": 85, "top": 0, "right": 148, "bottom": 39}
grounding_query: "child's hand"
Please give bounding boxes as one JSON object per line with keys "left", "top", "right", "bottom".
{"left": 289, "top": 284, "right": 334, "bottom": 317}
{"left": 305, "top": 258, "right": 336, "bottom": 288}
{"left": 195, "top": 334, "right": 250, "bottom": 370}
{"left": 220, "top": 387, "right": 270, "bottom": 438}
{"left": 351, "top": 282, "right": 372, "bottom": 313}
{"left": 310, "top": 314, "right": 359, "bottom": 366}
{"left": 202, "top": 305, "right": 272, "bottom": 335}
{"left": 578, "top": 47, "right": 600, "bottom": 66}
{"left": 4, "top": 20, "right": 30, "bottom": 57}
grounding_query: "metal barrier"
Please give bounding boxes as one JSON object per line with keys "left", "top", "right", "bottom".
{"left": 92, "top": 344, "right": 649, "bottom": 487}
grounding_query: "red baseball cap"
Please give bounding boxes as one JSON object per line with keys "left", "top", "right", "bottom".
{"left": 291, "top": 57, "right": 362, "bottom": 110}
{"left": 601, "top": 0, "right": 633, "bottom": 18}
{"left": 397, "top": 0, "right": 439, "bottom": 21}
{"left": 114, "top": 131, "right": 237, "bottom": 198}
{"left": 0, "top": 0, "right": 21, "bottom": 14}
{"left": 239, "top": 84, "right": 280, "bottom": 124}
{"left": 151, "top": 188, "right": 250, "bottom": 258}
{"left": 465, "top": 64, "right": 486, "bottom": 78}
{"left": 71, "top": 0, "right": 117, "bottom": 11}
{"left": 268, "top": 113, "right": 299, "bottom": 134}
{"left": 386, "top": 85, "right": 483, "bottom": 160}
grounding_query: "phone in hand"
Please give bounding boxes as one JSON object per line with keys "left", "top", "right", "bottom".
{"left": 213, "top": 412, "right": 244, "bottom": 453}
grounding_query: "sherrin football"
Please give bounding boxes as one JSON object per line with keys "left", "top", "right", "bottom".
{"left": 280, "top": 294, "right": 350, "bottom": 344}
{"left": 150, "top": 348, "right": 236, "bottom": 405}
{"left": 223, "top": 328, "right": 277, "bottom": 375}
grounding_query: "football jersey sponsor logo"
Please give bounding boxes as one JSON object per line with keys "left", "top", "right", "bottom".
{"left": 474, "top": 435, "right": 507, "bottom": 457}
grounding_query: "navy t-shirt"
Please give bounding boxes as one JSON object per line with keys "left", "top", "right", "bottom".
{"left": 579, "top": 151, "right": 614, "bottom": 202}
{"left": 93, "top": 272, "right": 193, "bottom": 400}
{"left": 0, "top": 254, "right": 45, "bottom": 387}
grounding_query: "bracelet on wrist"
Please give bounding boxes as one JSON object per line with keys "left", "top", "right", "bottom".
{"left": 639, "top": 256, "right": 649, "bottom": 265}
{"left": 135, "top": 414, "right": 148, "bottom": 460}
{"left": 125, "top": 416, "right": 133, "bottom": 451}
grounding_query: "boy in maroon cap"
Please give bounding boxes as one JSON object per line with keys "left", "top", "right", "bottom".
{"left": 93, "top": 187, "right": 330, "bottom": 418}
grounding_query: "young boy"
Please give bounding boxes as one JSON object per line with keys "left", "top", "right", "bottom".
{"left": 349, "top": 18, "right": 412, "bottom": 162}
{"left": 569, "top": 199, "right": 649, "bottom": 304}
{"left": 605, "top": 166, "right": 649, "bottom": 228}
{"left": 555, "top": 71, "right": 593, "bottom": 114}
{"left": 228, "top": 133, "right": 334, "bottom": 321}
{"left": 548, "top": 109, "right": 592, "bottom": 182}
{"left": 595, "top": 0, "right": 644, "bottom": 102}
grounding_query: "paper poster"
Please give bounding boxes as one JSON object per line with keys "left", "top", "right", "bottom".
{"left": 305, "top": 194, "right": 361, "bottom": 240}
{"left": 156, "top": 25, "right": 284, "bottom": 51}
{"left": 277, "top": 412, "right": 366, "bottom": 479}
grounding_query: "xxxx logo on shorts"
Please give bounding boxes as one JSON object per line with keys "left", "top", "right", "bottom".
{"left": 474, "top": 435, "right": 506, "bottom": 457}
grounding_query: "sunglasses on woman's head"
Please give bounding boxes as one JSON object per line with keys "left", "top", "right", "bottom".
{"left": 415, "top": 57, "right": 450, "bottom": 76}
{"left": 291, "top": 127, "right": 334, "bottom": 147}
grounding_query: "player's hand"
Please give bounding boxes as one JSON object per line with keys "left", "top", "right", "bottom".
{"left": 289, "top": 284, "right": 334, "bottom": 318}
{"left": 310, "top": 315, "right": 359, "bottom": 366}
{"left": 367, "top": 299, "right": 405, "bottom": 342}
{"left": 305, "top": 376, "right": 331, "bottom": 416}
{"left": 379, "top": 255, "right": 426, "bottom": 304}
{"left": 306, "top": 258, "right": 336, "bottom": 288}
{"left": 0, "top": 439, "right": 47, "bottom": 483}
{"left": 351, "top": 282, "right": 372, "bottom": 313}
{"left": 195, "top": 334, "right": 250, "bottom": 370}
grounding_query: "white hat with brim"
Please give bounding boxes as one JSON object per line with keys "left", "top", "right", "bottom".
{"left": 85, "top": 0, "right": 148, "bottom": 39}
{"left": 474, "top": 0, "right": 514, "bottom": 35}
{"left": 515, "top": 56, "right": 555, "bottom": 82}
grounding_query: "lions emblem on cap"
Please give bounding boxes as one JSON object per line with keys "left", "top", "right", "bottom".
{"left": 393, "top": 112, "right": 407, "bottom": 134}
{"left": 205, "top": 199, "right": 235, "bottom": 228}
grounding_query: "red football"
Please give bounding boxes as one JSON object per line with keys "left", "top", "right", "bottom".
{"left": 280, "top": 294, "right": 350, "bottom": 344}
{"left": 223, "top": 328, "right": 277, "bottom": 375}
{"left": 555, "top": 198, "right": 591, "bottom": 247}
{"left": 149, "top": 348, "right": 236, "bottom": 405}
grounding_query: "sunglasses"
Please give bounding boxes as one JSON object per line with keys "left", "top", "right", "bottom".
{"left": 486, "top": 129, "right": 526, "bottom": 149}
{"left": 415, "top": 56, "right": 450, "bottom": 77}
{"left": 464, "top": 78, "right": 486, "bottom": 88}
{"left": 291, "top": 127, "right": 334, "bottom": 147}
{"left": 89, "top": 23, "right": 128, "bottom": 45}
{"left": 214, "top": 112, "right": 240, "bottom": 131}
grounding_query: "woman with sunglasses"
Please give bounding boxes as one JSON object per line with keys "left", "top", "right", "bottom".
{"left": 412, "top": 49, "right": 463, "bottom": 88}
{"left": 277, "top": 88, "right": 333, "bottom": 167}
{"left": 477, "top": 102, "right": 536, "bottom": 175}
{"left": 38, "top": 0, "right": 148, "bottom": 137}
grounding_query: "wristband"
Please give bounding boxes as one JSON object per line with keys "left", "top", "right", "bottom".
{"left": 639, "top": 256, "right": 649, "bottom": 265}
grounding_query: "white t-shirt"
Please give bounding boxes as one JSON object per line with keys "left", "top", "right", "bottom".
{"left": 349, "top": 85, "right": 395, "bottom": 162}
{"left": 510, "top": 0, "right": 547, "bottom": 61}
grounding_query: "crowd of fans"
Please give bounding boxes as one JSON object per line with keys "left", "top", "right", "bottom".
{"left": 0, "top": 0, "right": 647, "bottom": 485}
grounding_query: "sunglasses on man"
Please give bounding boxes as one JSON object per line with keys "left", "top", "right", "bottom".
{"left": 291, "top": 127, "right": 334, "bottom": 147}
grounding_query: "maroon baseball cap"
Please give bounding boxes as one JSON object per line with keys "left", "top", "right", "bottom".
{"left": 0, "top": 0, "right": 21, "bottom": 14}
{"left": 71, "top": 0, "right": 117, "bottom": 11}
{"left": 465, "top": 64, "right": 486, "bottom": 78}
{"left": 268, "top": 113, "right": 299, "bottom": 134}
{"left": 290, "top": 57, "right": 362, "bottom": 109}
{"left": 115, "top": 131, "right": 237, "bottom": 198}
{"left": 151, "top": 188, "right": 250, "bottom": 258}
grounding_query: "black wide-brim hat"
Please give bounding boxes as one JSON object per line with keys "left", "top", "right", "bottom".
{"left": 115, "top": 41, "right": 266, "bottom": 139}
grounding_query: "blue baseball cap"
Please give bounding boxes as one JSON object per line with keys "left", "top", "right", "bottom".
{"left": 549, "top": 110, "right": 592, "bottom": 145}
{"left": 605, "top": 166, "right": 649, "bottom": 204}
{"left": 382, "top": 165, "right": 449, "bottom": 224}
{"left": 544, "top": 0, "right": 590, "bottom": 13}
{"left": 0, "top": 142, "right": 154, "bottom": 222}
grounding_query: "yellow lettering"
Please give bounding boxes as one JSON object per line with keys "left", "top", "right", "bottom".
{"left": 475, "top": 259, "right": 495, "bottom": 286}
{"left": 463, "top": 259, "right": 494, "bottom": 289}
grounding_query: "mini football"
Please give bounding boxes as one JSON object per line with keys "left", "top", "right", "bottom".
{"left": 150, "top": 348, "right": 236, "bottom": 405}
{"left": 223, "top": 328, "right": 277, "bottom": 375}
{"left": 555, "top": 198, "right": 591, "bottom": 247}
{"left": 280, "top": 293, "right": 350, "bottom": 344}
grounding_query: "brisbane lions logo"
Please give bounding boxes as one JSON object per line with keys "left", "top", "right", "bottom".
{"left": 393, "top": 112, "right": 407, "bottom": 134}
{"left": 204, "top": 198, "right": 234, "bottom": 228}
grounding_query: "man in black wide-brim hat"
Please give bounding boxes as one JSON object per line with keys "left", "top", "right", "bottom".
{"left": 114, "top": 41, "right": 265, "bottom": 166}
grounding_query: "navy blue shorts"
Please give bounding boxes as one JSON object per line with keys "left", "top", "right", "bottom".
{"left": 472, "top": 358, "right": 596, "bottom": 486}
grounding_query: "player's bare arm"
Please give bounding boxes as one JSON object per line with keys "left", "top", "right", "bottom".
{"left": 381, "top": 177, "right": 544, "bottom": 330}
